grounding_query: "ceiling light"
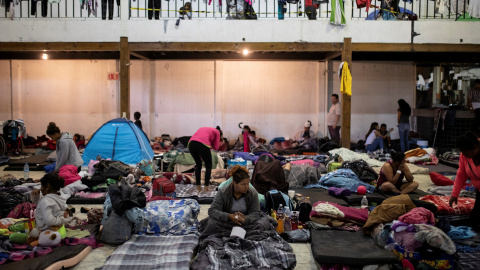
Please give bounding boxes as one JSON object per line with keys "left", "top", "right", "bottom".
{"left": 243, "top": 49, "right": 249, "bottom": 55}
{"left": 42, "top": 53, "right": 48, "bottom": 60}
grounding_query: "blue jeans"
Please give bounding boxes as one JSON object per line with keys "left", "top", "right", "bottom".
{"left": 398, "top": 123, "right": 410, "bottom": 153}
{"left": 366, "top": 137, "right": 384, "bottom": 152}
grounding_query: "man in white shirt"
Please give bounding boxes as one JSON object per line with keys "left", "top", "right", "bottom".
{"left": 327, "top": 94, "right": 341, "bottom": 143}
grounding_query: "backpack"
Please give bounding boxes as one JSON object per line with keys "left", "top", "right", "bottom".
{"left": 7, "top": 202, "right": 36, "bottom": 219}
{"left": 100, "top": 212, "right": 132, "bottom": 245}
{"left": 340, "top": 160, "right": 378, "bottom": 184}
{"left": 265, "top": 189, "right": 295, "bottom": 215}
{"left": 58, "top": 165, "right": 81, "bottom": 186}
{"left": 153, "top": 177, "right": 176, "bottom": 198}
{"left": 295, "top": 197, "right": 312, "bottom": 223}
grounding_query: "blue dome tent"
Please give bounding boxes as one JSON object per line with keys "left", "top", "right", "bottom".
{"left": 82, "top": 118, "right": 154, "bottom": 165}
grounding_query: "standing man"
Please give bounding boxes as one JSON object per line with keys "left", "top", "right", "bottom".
{"left": 327, "top": 94, "right": 341, "bottom": 144}
{"left": 468, "top": 79, "right": 480, "bottom": 135}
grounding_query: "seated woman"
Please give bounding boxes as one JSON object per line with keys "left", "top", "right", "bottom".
{"left": 73, "top": 133, "right": 86, "bottom": 149}
{"left": 208, "top": 165, "right": 262, "bottom": 226}
{"left": 46, "top": 122, "right": 83, "bottom": 173}
{"left": 233, "top": 125, "right": 259, "bottom": 152}
{"left": 376, "top": 152, "right": 419, "bottom": 194}
{"left": 292, "top": 120, "right": 317, "bottom": 150}
{"left": 365, "top": 122, "right": 384, "bottom": 152}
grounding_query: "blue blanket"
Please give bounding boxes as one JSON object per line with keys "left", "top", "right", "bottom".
{"left": 306, "top": 169, "right": 375, "bottom": 194}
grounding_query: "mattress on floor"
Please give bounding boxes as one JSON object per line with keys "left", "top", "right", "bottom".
{"left": 438, "top": 158, "right": 459, "bottom": 169}
{"left": 6, "top": 154, "right": 51, "bottom": 171}
{"left": 292, "top": 187, "right": 350, "bottom": 206}
{"left": 343, "top": 189, "right": 429, "bottom": 205}
{"left": 67, "top": 197, "right": 106, "bottom": 205}
{"left": 1, "top": 244, "right": 91, "bottom": 270}
{"left": 175, "top": 184, "right": 216, "bottom": 204}
{"left": 101, "top": 234, "right": 199, "bottom": 270}
{"left": 310, "top": 229, "right": 398, "bottom": 266}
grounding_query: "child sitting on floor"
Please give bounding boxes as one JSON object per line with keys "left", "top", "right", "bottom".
{"left": 30, "top": 172, "right": 71, "bottom": 243}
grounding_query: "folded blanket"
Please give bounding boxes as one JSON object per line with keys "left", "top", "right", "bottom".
{"left": 447, "top": 226, "right": 476, "bottom": 240}
{"left": 307, "top": 169, "right": 375, "bottom": 194}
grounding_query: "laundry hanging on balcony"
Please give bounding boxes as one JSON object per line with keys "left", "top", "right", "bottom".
{"left": 330, "top": 0, "right": 345, "bottom": 26}
{"left": 468, "top": 0, "right": 480, "bottom": 18}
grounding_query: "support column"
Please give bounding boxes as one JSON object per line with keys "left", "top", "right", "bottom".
{"left": 340, "top": 37, "right": 352, "bottom": 149}
{"left": 120, "top": 37, "right": 130, "bottom": 119}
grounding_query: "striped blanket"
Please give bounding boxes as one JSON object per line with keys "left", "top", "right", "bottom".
{"left": 101, "top": 234, "right": 199, "bottom": 270}
{"left": 192, "top": 216, "right": 296, "bottom": 270}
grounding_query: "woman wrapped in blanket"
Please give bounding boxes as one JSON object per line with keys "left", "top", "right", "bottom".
{"left": 29, "top": 173, "right": 72, "bottom": 246}
{"left": 449, "top": 131, "right": 480, "bottom": 230}
{"left": 292, "top": 120, "right": 317, "bottom": 150}
{"left": 208, "top": 165, "right": 262, "bottom": 226}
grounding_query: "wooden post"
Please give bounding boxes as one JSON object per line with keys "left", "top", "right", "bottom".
{"left": 340, "top": 38, "right": 352, "bottom": 149}
{"left": 120, "top": 37, "right": 130, "bottom": 119}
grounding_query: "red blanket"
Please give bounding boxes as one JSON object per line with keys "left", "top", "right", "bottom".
{"left": 420, "top": 195, "right": 475, "bottom": 215}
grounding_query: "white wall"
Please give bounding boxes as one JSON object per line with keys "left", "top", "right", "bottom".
{"left": 0, "top": 59, "right": 415, "bottom": 143}
{"left": 1, "top": 19, "right": 479, "bottom": 44}
{"left": 218, "top": 61, "right": 324, "bottom": 140}
{"left": 5, "top": 60, "right": 119, "bottom": 137}
{"left": 331, "top": 61, "right": 415, "bottom": 142}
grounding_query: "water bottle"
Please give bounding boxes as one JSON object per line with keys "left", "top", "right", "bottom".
{"left": 361, "top": 196, "right": 368, "bottom": 209}
{"left": 277, "top": 204, "right": 284, "bottom": 220}
{"left": 284, "top": 207, "right": 292, "bottom": 231}
{"left": 24, "top": 163, "right": 29, "bottom": 179}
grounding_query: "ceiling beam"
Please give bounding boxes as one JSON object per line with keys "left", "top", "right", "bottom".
{"left": 323, "top": 51, "right": 342, "bottom": 61}
{"left": 352, "top": 43, "right": 480, "bottom": 53}
{"left": 129, "top": 42, "right": 344, "bottom": 52}
{"left": 0, "top": 42, "right": 119, "bottom": 51}
{"left": 130, "top": 51, "right": 150, "bottom": 60}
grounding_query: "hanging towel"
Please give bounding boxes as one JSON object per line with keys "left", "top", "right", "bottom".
{"left": 469, "top": 0, "right": 480, "bottom": 18}
{"left": 243, "top": 132, "right": 249, "bottom": 152}
{"left": 330, "top": 0, "right": 346, "bottom": 26}
{"left": 340, "top": 62, "right": 352, "bottom": 96}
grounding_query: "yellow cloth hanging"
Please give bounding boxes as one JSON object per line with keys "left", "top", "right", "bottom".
{"left": 340, "top": 62, "right": 352, "bottom": 96}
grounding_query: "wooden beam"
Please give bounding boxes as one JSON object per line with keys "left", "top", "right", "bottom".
{"left": 352, "top": 43, "right": 480, "bottom": 53}
{"left": 120, "top": 37, "right": 130, "bottom": 119}
{"left": 130, "top": 51, "right": 150, "bottom": 60}
{"left": 323, "top": 51, "right": 343, "bottom": 61}
{"left": 129, "top": 42, "right": 343, "bottom": 52}
{"left": 0, "top": 42, "right": 119, "bottom": 51}
{"left": 340, "top": 38, "right": 352, "bottom": 149}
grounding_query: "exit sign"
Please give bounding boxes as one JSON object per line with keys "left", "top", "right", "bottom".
{"left": 108, "top": 73, "right": 119, "bottom": 80}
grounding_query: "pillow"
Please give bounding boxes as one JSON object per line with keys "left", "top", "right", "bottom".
{"left": 429, "top": 172, "right": 454, "bottom": 186}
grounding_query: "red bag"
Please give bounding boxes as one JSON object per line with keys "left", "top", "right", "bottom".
{"left": 59, "top": 165, "right": 81, "bottom": 186}
{"left": 153, "top": 177, "right": 176, "bottom": 197}
{"left": 7, "top": 202, "right": 36, "bottom": 219}
{"left": 162, "top": 172, "right": 193, "bottom": 184}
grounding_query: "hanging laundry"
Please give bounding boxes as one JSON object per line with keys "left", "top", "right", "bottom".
{"left": 331, "top": 0, "right": 346, "bottom": 25}
{"left": 340, "top": 62, "right": 352, "bottom": 96}
{"left": 468, "top": 0, "right": 480, "bottom": 18}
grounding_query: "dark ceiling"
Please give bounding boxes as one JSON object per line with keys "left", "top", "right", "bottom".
{"left": 1, "top": 51, "right": 480, "bottom": 64}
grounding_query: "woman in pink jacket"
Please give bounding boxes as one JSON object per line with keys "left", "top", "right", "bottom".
{"left": 450, "top": 131, "right": 480, "bottom": 229}
{"left": 188, "top": 126, "right": 223, "bottom": 191}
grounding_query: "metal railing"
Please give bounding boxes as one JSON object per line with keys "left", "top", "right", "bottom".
{"left": 1, "top": 0, "right": 120, "bottom": 19}
{"left": 128, "top": 0, "right": 333, "bottom": 19}
{"left": 0, "top": 0, "right": 475, "bottom": 19}
{"left": 351, "top": 0, "right": 472, "bottom": 19}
